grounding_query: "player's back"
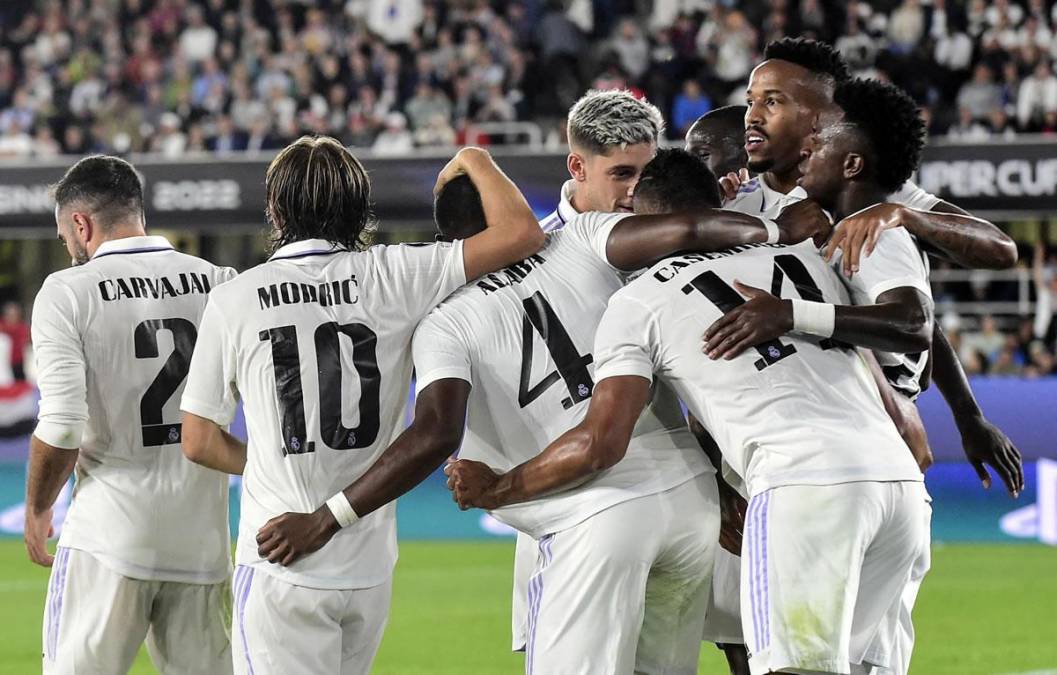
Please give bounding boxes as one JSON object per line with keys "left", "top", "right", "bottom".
{"left": 414, "top": 213, "right": 712, "bottom": 539}
{"left": 190, "top": 238, "right": 465, "bottom": 588}
{"left": 34, "top": 236, "right": 235, "bottom": 583}
{"left": 602, "top": 241, "right": 923, "bottom": 498}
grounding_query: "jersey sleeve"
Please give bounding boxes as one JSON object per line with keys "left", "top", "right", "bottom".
{"left": 564, "top": 211, "right": 633, "bottom": 270}
{"left": 31, "top": 277, "right": 88, "bottom": 449}
{"left": 411, "top": 307, "right": 473, "bottom": 396}
{"left": 838, "top": 227, "right": 933, "bottom": 304}
{"left": 180, "top": 296, "right": 239, "bottom": 425}
{"left": 592, "top": 294, "right": 657, "bottom": 384}
{"left": 889, "top": 179, "right": 941, "bottom": 212}
{"left": 381, "top": 240, "right": 467, "bottom": 320}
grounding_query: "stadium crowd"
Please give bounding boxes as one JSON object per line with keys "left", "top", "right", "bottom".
{"left": 1, "top": 0, "right": 1057, "bottom": 159}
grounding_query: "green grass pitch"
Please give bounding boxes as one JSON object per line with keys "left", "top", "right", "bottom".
{"left": 0, "top": 540, "right": 1054, "bottom": 674}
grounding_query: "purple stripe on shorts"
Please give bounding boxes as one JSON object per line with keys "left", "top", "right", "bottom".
{"left": 746, "top": 498, "right": 762, "bottom": 653}
{"left": 755, "top": 492, "right": 769, "bottom": 653}
{"left": 43, "top": 549, "right": 59, "bottom": 659}
{"left": 761, "top": 491, "right": 772, "bottom": 649}
{"left": 50, "top": 548, "right": 70, "bottom": 660}
{"left": 237, "top": 566, "right": 257, "bottom": 675}
{"left": 526, "top": 534, "right": 554, "bottom": 675}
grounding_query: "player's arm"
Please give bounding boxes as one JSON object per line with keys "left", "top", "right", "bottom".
{"left": 603, "top": 199, "right": 831, "bottom": 272}
{"left": 436, "top": 147, "right": 545, "bottom": 281}
{"left": 181, "top": 414, "right": 247, "bottom": 474}
{"left": 25, "top": 278, "right": 87, "bottom": 567}
{"left": 931, "top": 323, "right": 1023, "bottom": 496}
{"left": 861, "top": 349, "right": 933, "bottom": 472}
{"left": 255, "top": 379, "right": 470, "bottom": 566}
{"left": 688, "top": 414, "right": 745, "bottom": 556}
{"left": 825, "top": 202, "right": 1018, "bottom": 274}
{"left": 446, "top": 376, "right": 650, "bottom": 510}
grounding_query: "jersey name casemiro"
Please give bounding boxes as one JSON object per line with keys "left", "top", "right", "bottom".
{"left": 180, "top": 238, "right": 466, "bottom": 590}
{"left": 593, "top": 240, "right": 924, "bottom": 498}
{"left": 32, "top": 235, "right": 236, "bottom": 584}
{"left": 413, "top": 212, "right": 713, "bottom": 539}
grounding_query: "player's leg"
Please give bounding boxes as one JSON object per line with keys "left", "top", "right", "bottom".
{"left": 705, "top": 549, "right": 750, "bottom": 675}
{"left": 145, "top": 578, "right": 232, "bottom": 674}
{"left": 526, "top": 498, "right": 663, "bottom": 674}
{"left": 231, "top": 565, "right": 344, "bottom": 674}
{"left": 338, "top": 576, "right": 393, "bottom": 675}
{"left": 635, "top": 474, "right": 720, "bottom": 675}
{"left": 740, "top": 484, "right": 889, "bottom": 675}
{"left": 43, "top": 547, "right": 151, "bottom": 675}
{"left": 511, "top": 531, "right": 536, "bottom": 652}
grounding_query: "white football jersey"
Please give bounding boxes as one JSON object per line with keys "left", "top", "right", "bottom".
{"left": 32, "top": 235, "right": 236, "bottom": 584}
{"left": 727, "top": 177, "right": 938, "bottom": 398}
{"left": 593, "top": 241, "right": 924, "bottom": 498}
{"left": 181, "top": 238, "right": 465, "bottom": 590}
{"left": 412, "top": 212, "right": 712, "bottom": 539}
{"left": 538, "top": 180, "right": 578, "bottom": 233}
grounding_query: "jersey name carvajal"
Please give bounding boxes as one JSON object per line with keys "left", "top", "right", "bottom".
{"left": 412, "top": 212, "right": 712, "bottom": 540}
{"left": 180, "top": 238, "right": 465, "bottom": 590}
{"left": 32, "top": 235, "right": 236, "bottom": 584}
{"left": 593, "top": 241, "right": 923, "bottom": 498}
{"left": 727, "top": 177, "right": 937, "bottom": 399}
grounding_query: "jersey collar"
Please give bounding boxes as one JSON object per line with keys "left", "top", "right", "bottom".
{"left": 268, "top": 238, "right": 349, "bottom": 262}
{"left": 556, "top": 180, "right": 579, "bottom": 225}
{"left": 91, "top": 235, "right": 174, "bottom": 260}
{"left": 758, "top": 174, "right": 808, "bottom": 213}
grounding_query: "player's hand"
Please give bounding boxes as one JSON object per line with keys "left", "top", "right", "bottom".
{"left": 824, "top": 203, "right": 907, "bottom": 276}
{"left": 892, "top": 392, "right": 933, "bottom": 473}
{"left": 256, "top": 507, "right": 339, "bottom": 567}
{"left": 717, "top": 481, "right": 746, "bottom": 556}
{"left": 444, "top": 458, "right": 501, "bottom": 510}
{"left": 957, "top": 416, "right": 1023, "bottom": 497}
{"left": 703, "top": 281, "right": 792, "bottom": 360}
{"left": 24, "top": 507, "right": 55, "bottom": 567}
{"left": 774, "top": 199, "right": 832, "bottom": 246}
{"left": 433, "top": 146, "right": 487, "bottom": 196}
{"left": 718, "top": 168, "right": 750, "bottom": 202}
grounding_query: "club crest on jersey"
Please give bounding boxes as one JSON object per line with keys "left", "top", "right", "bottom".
{"left": 167, "top": 426, "right": 179, "bottom": 444}
{"left": 289, "top": 437, "right": 301, "bottom": 452}
{"left": 347, "top": 432, "right": 356, "bottom": 446}
{"left": 577, "top": 384, "right": 590, "bottom": 397}
{"left": 767, "top": 346, "right": 781, "bottom": 359}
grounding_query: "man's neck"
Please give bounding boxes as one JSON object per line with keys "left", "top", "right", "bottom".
{"left": 90, "top": 224, "right": 148, "bottom": 254}
{"left": 832, "top": 183, "right": 889, "bottom": 221}
{"left": 763, "top": 165, "right": 802, "bottom": 195}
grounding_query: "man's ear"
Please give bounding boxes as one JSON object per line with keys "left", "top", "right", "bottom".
{"left": 842, "top": 152, "right": 865, "bottom": 182}
{"left": 568, "top": 152, "right": 588, "bottom": 183}
{"left": 71, "top": 212, "right": 94, "bottom": 243}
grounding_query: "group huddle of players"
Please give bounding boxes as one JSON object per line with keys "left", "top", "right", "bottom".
{"left": 24, "top": 37, "right": 1024, "bottom": 675}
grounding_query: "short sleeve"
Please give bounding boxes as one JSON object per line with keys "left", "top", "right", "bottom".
{"left": 836, "top": 227, "right": 933, "bottom": 304}
{"left": 180, "top": 296, "right": 239, "bottom": 425}
{"left": 889, "top": 179, "right": 941, "bottom": 212}
{"left": 32, "top": 277, "right": 88, "bottom": 449}
{"left": 379, "top": 240, "right": 467, "bottom": 320}
{"left": 564, "top": 211, "right": 633, "bottom": 270}
{"left": 412, "top": 307, "right": 473, "bottom": 395}
{"left": 592, "top": 293, "right": 657, "bottom": 384}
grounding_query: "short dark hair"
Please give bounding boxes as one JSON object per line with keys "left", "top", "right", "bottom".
{"left": 52, "top": 155, "right": 144, "bottom": 229}
{"left": 265, "top": 136, "right": 374, "bottom": 252}
{"left": 695, "top": 105, "right": 747, "bottom": 132}
{"left": 434, "top": 174, "right": 486, "bottom": 241}
{"left": 633, "top": 148, "right": 721, "bottom": 212}
{"left": 763, "top": 38, "right": 851, "bottom": 84}
{"left": 834, "top": 78, "right": 926, "bottom": 193}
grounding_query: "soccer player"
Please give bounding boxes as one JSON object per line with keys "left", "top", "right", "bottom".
{"left": 448, "top": 165, "right": 930, "bottom": 675}
{"left": 178, "top": 138, "right": 544, "bottom": 675}
{"left": 685, "top": 105, "right": 750, "bottom": 180}
{"left": 25, "top": 156, "right": 235, "bottom": 674}
{"left": 254, "top": 148, "right": 830, "bottom": 673}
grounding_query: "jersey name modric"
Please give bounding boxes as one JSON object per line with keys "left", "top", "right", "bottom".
{"left": 98, "top": 272, "right": 212, "bottom": 302}
{"left": 256, "top": 275, "right": 360, "bottom": 310}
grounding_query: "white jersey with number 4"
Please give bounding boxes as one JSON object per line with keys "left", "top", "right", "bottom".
{"left": 412, "top": 212, "right": 713, "bottom": 540}
{"left": 181, "top": 238, "right": 466, "bottom": 590}
{"left": 593, "top": 241, "right": 924, "bottom": 498}
{"left": 33, "top": 235, "right": 236, "bottom": 584}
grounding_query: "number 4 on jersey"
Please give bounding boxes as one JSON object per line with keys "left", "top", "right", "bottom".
{"left": 518, "top": 291, "right": 594, "bottom": 410}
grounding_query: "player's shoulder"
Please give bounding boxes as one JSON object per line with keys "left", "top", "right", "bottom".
{"left": 723, "top": 177, "right": 764, "bottom": 208}
{"left": 887, "top": 179, "right": 941, "bottom": 211}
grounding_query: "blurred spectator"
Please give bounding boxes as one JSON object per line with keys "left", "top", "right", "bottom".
{"left": 405, "top": 83, "right": 452, "bottom": 133}
{"left": 1017, "top": 60, "right": 1057, "bottom": 131}
{"left": 209, "top": 115, "right": 248, "bottom": 154}
{"left": 1034, "top": 240, "right": 1057, "bottom": 351}
{"left": 957, "top": 64, "right": 1003, "bottom": 120}
{"left": 888, "top": 0, "right": 926, "bottom": 54}
{"left": 672, "top": 80, "right": 712, "bottom": 137}
{"left": 179, "top": 5, "right": 218, "bottom": 64}
{"left": 948, "top": 107, "right": 990, "bottom": 141}
{"left": 372, "top": 111, "right": 414, "bottom": 155}
{"left": 989, "top": 108, "right": 1017, "bottom": 139}
{"left": 961, "top": 315, "right": 1007, "bottom": 365}
{"left": 611, "top": 19, "right": 650, "bottom": 82}
{"left": 0, "top": 118, "right": 33, "bottom": 157}
{"left": 0, "top": 301, "right": 30, "bottom": 381}
{"left": 364, "top": 0, "right": 424, "bottom": 47}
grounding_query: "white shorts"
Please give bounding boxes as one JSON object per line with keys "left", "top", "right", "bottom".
{"left": 232, "top": 565, "right": 391, "bottom": 675}
{"left": 702, "top": 548, "right": 745, "bottom": 645}
{"left": 511, "top": 531, "right": 536, "bottom": 651}
{"left": 741, "top": 481, "right": 928, "bottom": 675}
{"left": 526, "top": 475, "right": 720, "bottom": 675}
{"left": 42, "top": 547, "right": 231, "bottom": 675}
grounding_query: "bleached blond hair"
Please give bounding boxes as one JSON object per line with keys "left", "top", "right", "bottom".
{"left": 567, "top": 90, "right": 665, "bottom": 155}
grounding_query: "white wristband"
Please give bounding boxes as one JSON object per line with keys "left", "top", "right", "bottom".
{"left": 762, "top": 219, "right": 780, "bottom": 244}
{"left": 791, "top": 299, "right": 836, "bottom": 338}
{"left": 325, "top": 492, "right": 359, "bottom": 529}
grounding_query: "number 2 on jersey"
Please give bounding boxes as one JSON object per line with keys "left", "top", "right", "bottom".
{"left": 134, "top": 318, "right": 197, "bottom": 446}
{"left": 518, "top": 291, "right": 594, "bottom": 410}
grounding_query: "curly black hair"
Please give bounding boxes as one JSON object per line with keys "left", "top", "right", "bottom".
{"left": 834, "top": 78, "right": 926, "bottom": 193}
{"left": 633, "top": 148, "right": 721, "bottom": 212}
{"left": 763, "top": 38, "right": 851, "bottom": 84}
